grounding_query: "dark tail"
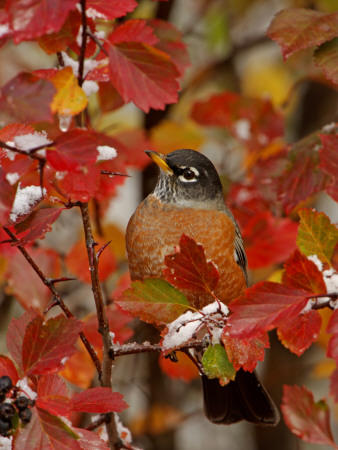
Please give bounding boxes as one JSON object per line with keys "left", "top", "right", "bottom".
{"left": 202, "top": 369, "right": 280, "bottom": 426}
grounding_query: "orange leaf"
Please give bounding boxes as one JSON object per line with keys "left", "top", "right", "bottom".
{"left": 50, "top": 67, "right": 88, "bottom": 116}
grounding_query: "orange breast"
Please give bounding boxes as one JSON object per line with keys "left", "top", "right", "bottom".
{"left": 126, "top": 195, "right": 246, "bottom": 309}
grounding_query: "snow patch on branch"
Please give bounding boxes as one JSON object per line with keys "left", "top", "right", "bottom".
{"left": 162, "top": 301, "right": 229, "bottom": 351}
{"left": 308, "top": 254, "right": 338, "bottom": 306}
{"left": 234, "top": 119, "right": 251, "bottom": 140}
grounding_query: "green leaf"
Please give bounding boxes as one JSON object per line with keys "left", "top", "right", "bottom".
{"left": 202, "top": 344, "right": 236, "bottom": 386}
{"left": 115, "top": 278, "right": 192, "bottom": 326}
{"left": 297, "top": 209, "right": 338, "bottom": 266}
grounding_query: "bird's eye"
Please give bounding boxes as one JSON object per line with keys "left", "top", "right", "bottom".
{"left": 183, "top": 169, "right": 195, "bottom": 180}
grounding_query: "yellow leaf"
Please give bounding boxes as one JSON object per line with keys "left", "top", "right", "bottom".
{"left": 50, "top": 66, "right": 88, "bottom": 116}
{"left": 150, "top": 120, "right": 204, "bottom": 155}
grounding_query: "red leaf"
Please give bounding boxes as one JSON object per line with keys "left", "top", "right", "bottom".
{"left": 7, "top": 308, "right": 38, "bottom": 371}
{"left": 330, "top": 370, "right": 338, "bottom": 403}
{"left": 149, "top": 19, "right": 190, "bottom": 76}
{"left": 221, "top": 326, "right": 269, "bottom": 372}
{"left": 87, "top": 0, "right": 137, "bottom": 20}
{"left": 228, "top": 282, "right": 311, "bottom": 339}
{"left": 0, "top": 123, "right": 35, "bottom": 141}
{"left": 6, "top": 0, "right": 78, "bottom": 44}
{"left": 36, "top": 395, "right": 71, "bottom": 419}
{"left": 159, "top": 353, "right": 199, "bottom": 382}
{"left": 319, "top": 132, "right": 338, "bottom": 203}
{"left": 277, "top": 310, "right": 322, "bottom": 356}
{"left": 14, "top": 207, "right": 64, "bottom": 245}
{"left": 108, "top": 41, "right": 180, "bottom": 112}
{"left": 242, "top": 211, "right": 298, "bottom": 269}
{"left": 109, "top": 19, "right": 158, "bottom": 46}
{"left": 276, "top": 135, "right": 326, "bottom": 214}
{"left": 47, "top": 129, "right": 99, "bottom": 172}
{"left": 327, "top": 310, "right": 338, "bottom": 364}
{"left": 5, "top": 248, "right": 60, "bottom": 311}
{"left": 191, "top": 91, "right": 283, "bottom": 151}
{"left": 37, "top": 373, "right": 68, "bottom": 397}
{"left": 0, "top": 355, "right": 19, "bottom": 384}
{"left": 71, "top": 387, "right": 128, "bottom": 413}
{"left": 164, "top": 234, "right": 220, "bottom": 293}
{"left": 314, "top": 40, "right": 338, "bottom": 85}
{"left": 21, "top": 315, "right": 83, "bottom": 376}
{"left": 38, "top": 10, "right": 81, "bottom": 54}
{"left": 14, "top": 408, "right": 81, "bottom": 449}
{"left": 282, "top": 249, "right": 327, "bottom": 294}
{"left": 281, "top": 385, "right": 337, "bottom": 447}
{"left": 0, "top": 167, "right": 17, "bottom": 224}
{"left": 52, "top": 164, "right": 102, "bottom": 203}
{"left": 74, "top": 428, "right": 109, "bottom": 449}
{"left": 267, "top": 8, "right": 338, "bottom": 59}
{"left": 0, "top": 72, "right": 55, "bottom": 125}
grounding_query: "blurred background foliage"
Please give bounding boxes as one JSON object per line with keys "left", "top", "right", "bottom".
{"left": 0, "top": 0, "right": 337, "bottom": 449}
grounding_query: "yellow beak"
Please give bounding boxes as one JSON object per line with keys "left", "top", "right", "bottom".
{"left": 145, "top": 150, "right": 173, "bottom": 175}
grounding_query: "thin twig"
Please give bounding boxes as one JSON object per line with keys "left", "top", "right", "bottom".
{"left": 78, "top": 0, "right": 88, "bottom": 87}
{"left": 2, "top": 226, "right": 102, "bottom": 376}
{"left": 79, "top": 202, "right": 118, "bottom": 448}
{"left": 86, "top": 29, "right": 108, "bottom": 56}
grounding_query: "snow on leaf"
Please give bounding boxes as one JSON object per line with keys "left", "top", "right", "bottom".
{"left": 86, "top": 0, "right": 137, "bottom": 20}
{"left": 115, "top": 278, "right": 191, "bottom": 326}
{"left": 277, "top": 310, "right": 322, "bottom": 356}
{"left": 9, "top": 185, "right": 46, "bottom": 224}
{"left": 108, "top": 41, "right": 180, "bottom": 112}
{"left": 73, "top": 428, "right": 109, "bottom": 450}
{"left": 6, "top": 0, "right": 78, "bottom": 44}
{"left": 0, "top": 73, "right": 55, "bottom": 125}
{"left": 282, "top": 249, "right": 327, "bottom": 294}
{"left": 297, "top": 209, "right": 338, "bottom": 267}
{"left": 267, "top": 8, "right": 338, "bottom": 59}
{"left": 21, "top": 315, "right": 83, "bottom": 376}
{"left": 221, "top": 326, "right": 269, "bottom": 372}
{"left": 228, "top": 282, "right": 311, "bottom": 339}
{"left": 71, "top": 387, "right": 128, "bottom": 413}
{"left": 50, "top": 67, "right": 88, "bottom": 116}
{"left": 202, "top": 344, "right": 236, "bottom": 386}
{"left": 163, "top": 234, "right": 220, "bottom": 293}
{"left": 319, "top": 132, "right": 338, "bottom": 203}
{"left": 281, "top": 385, "right": 337, "bottom": 448}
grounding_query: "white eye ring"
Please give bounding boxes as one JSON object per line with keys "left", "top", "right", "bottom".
{"left": 178, "top": 167, "right": 199, "bottom": 182}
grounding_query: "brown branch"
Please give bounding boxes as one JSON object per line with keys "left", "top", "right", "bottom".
{"left": 110, "top": 340, "right": 206, "bottom": 359}
{"left": 308, "top": 292, "right": 338, "bottom": 310}
{"left": 86, "top": 29, "right": 108, "bottom": 57}
{"left": 0, "top": 141, "right": 46, "bottom": 161}
{"left": 2, "top": 226, "right": 102, "bottom": 376}
{"left": 79, "top": 202, "right": 118, "bottom": 448}
{"left": 86, "top": 414, "right": 111, "bottom": 431}
{"left": 78, "top": 0, "right": 88, "bottom": 88}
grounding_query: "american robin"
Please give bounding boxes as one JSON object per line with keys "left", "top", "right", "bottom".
{"left": 126, "top": 149, "right": 279, "bottom": 426}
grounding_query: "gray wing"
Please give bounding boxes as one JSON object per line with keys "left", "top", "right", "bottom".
{"left": 219, "top": 203, "right": 248, "bottom": 286}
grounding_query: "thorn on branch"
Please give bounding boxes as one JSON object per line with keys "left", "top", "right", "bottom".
{"left": 100, "top": 170, "right": 131, "bottom": 178}
{"left": 97, "top": 241, "right": 111, "bottom": 259}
